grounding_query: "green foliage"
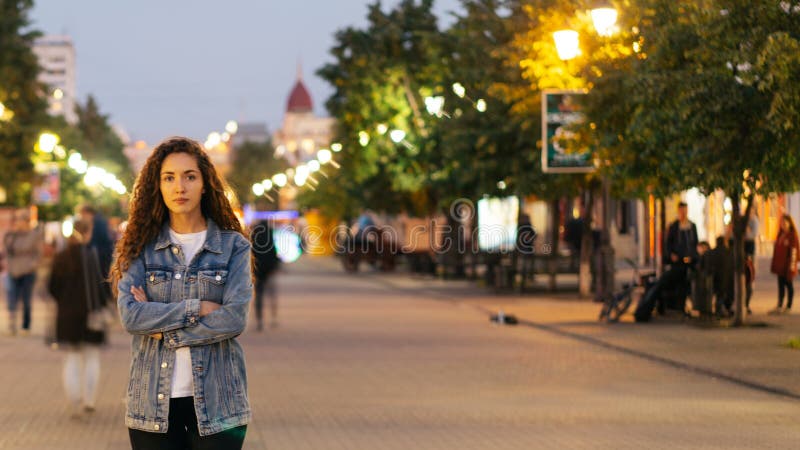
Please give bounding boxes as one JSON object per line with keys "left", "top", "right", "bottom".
{"left": 228, "top": 139, "right": 289, "bottom": 207}
{"left": 584, "top": 0, "right": 800, "bottom": 197}
{"left": 74, "top": 94, "right": 132, "bottom": 183}
{"left": 311, "top": 0, "right": 448, "bottom": 217}
{"left": 0, "top": 0, "right": 49, "bottom": 205}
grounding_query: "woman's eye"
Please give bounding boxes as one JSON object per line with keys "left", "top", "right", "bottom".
{"left": 187, "top": 175, "right": 196, "bottom": 181}
{"left": 163, "top": 176, "right": 174, "bottom": 182}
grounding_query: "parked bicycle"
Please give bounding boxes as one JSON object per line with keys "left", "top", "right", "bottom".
{"left": 599, "top": 258, "right": 656, "bottom": 323}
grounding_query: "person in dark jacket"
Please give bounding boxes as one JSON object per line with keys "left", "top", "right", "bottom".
{"left": 660, "top": 202, "right": 699, "bottom": 312}
{"left": 79, "top": 205, "right": 114, "bottom": 279}
{"left": 250, "top": 219, "right": 281, "bottom": 330}
{"left": 769, "top": 214, "right": 800, "bottom": 314}
{"left": 708, "top": 236, "right": 734, "bottom": 317}
{"left": 48, "top": 218, "right": 108, "bottom": 419}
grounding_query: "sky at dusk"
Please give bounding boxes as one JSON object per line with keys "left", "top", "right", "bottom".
{"left": 29, "top": 0, "right": 462, "bottom": 145}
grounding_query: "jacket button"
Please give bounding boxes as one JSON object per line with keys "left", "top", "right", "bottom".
{"left": 150, "top": 274, "right": 155, "bottom": 282}
{"left": 175, "top": 273, "right": 182, "bottom": 280}
{"left": 154, "top": 424, "right": 160, "bottom": 431}
{"left": 169, "top": 339, "right": 176, "bottom": 345}
{"left": 215, "top": 275, "right": 222, "bottom": 281}
{"left": 158, "top": 393, "right": 164, "bottom": 400}
{"left": 190, "top": 317, "right": 196, "bottom": 323}
{"left": 172, "top": 247, "right": 179, "bottom": 254}
{"left": 161, "top": 362, "right": 167, "bottom": 368}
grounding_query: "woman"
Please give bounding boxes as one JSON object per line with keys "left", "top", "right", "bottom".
{"left": 111, "top": 137, "right": 252, "bottom": 449}
{"left": 4, "top": 208, "right": 41, "bottom": 336}
{"left": 48, "top": 218, "right": 108, "bottom": 418}
{"left": 769, "top": 214, "right": 800, "bottom": 315}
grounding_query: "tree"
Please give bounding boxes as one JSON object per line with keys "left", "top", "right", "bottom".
{"left": 584, "top": 0, "right": 800, "bottom": 324}
{"left": 229, "top": 139, "right": 289, "bottom": 207}
{"left": 0, "top": 0, "right": 49, "bottom": 205}
{"left": 313, "top": 0, "right": 449, "bottom": 218}
{"left": 74, "top": 94, "right": 132, "bottom": 181}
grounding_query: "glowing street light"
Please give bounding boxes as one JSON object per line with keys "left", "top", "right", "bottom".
{"left": 475, "top": 99, "right": 487, "bottom": 113}
{"left": 452, "top": 83, "right": 466, "bottom": 98}
{"left": 295, "top": 164, "right": 310, "bottom": 178}
{"left": 261, "top": 179, "right": 273, "bottom": 191}
{"left": 225, "top": 120, "right": 238, "bottom": 134}
{"left": 591, "top": 1, "right": 618, "bottom": 37}
{"left": 358, "top": 131, "right": 370, "bottom": 147}
{"left": 317, "top": 149, "right": 332, "bottom": 164}
{"left": 252, "top": 183, "right": 265, "bottom": 196}
{"left": 205, "top": 132, "right": 221, "bottom": 149}
{"left": 389, "top": 130, "right": 407, "bottom": 144}
{"left": 307, "top": 160, "right": 321, "bottom": 172}
{"left": 376, "top": 124, "right": 388, "bottom": 135}
{"left": 38, "top": 132, "right": 59, "bottom": 153}
{"left": 272, "top": 173, "right": 288, "bottom": 187}
{"left": 425, "top": 96, "right": 445, "bottom": 117}
{"left": 68, "top": 153, "right": 83, "bottom": 170}
{"left": 294, "top": 173, "right": 307, "bottom": 186}
{"left": 53, "top": 88, "right": 64, "bottom": 100}
{"left": 553, "top": 29, "right": 580, "bottom": 60}
{"left": 331, "top": 142, "right": 343, "bottom": 152}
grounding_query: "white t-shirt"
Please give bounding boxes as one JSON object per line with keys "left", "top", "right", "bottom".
{"left": 168, "top": 228, "right": 207, "bottom": 398}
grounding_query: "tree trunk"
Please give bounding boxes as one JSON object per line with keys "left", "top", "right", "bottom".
{"left": 579, "top": 189, "right": 594, "bottom": 297}
{"left": 732, "top": 193, "right": 755, "bottom": 326}
{"left": 549, "top": 198, "right": 560, "bottom": 291}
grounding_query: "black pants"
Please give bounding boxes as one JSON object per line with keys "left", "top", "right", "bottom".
{"left": 777, "top": 276, "right": 794, "bottom": 309}
{"left": 129, "top": 397, "right": 246, "bottom": 450}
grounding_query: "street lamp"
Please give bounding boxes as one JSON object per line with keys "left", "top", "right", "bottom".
{"left": 38, "top": 132, "right": 60, "bottom": 153}
{"left": 389, "top": 129, "right": 407, "bottom": 144}
{"left": 553, "top": 29, "right": 581, "bottom": 60}
{"left": 272, "top": 173, "right": 288, "bottom": 188}
{"left": 590, "top": 1, "right": 618, "bottom": 37}
{"left": 252, "top": 183, "right": 265, "bottom": 196}
{"left": 225, "top": 120, "right": 238, "bottom": 134}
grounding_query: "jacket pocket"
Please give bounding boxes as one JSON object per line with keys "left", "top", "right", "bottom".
{"left": 198, "top": 270, "right": 228, "bottom": 302}
{"left": 145, "top": 270, "right": 171, "bottom": 302}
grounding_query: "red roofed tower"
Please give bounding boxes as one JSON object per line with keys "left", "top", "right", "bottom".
{"left": 286, "top": 65, "right": 313, "bottom": 113}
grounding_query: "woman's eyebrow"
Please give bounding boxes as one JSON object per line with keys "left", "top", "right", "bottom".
{"left": 160, "top": 169, "right": 199, "bottom": 175}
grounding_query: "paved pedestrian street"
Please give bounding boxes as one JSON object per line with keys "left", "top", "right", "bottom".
{"left": 1, "top": 257, "right": 799, "bottom": 449}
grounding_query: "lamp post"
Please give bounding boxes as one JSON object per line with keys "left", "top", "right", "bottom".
{"left": 553, "top": 1, "right": 619, "bottom": 300}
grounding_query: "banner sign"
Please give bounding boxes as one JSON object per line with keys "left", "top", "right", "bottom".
{"left": 32, "top": 162, "right": 60, "bottom": 205}
{"left": 541, "top": 89, "right": 594, "bottom": 173}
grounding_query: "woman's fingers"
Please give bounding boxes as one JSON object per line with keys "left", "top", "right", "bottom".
{"left": 131, "top": 286, "right": 147, "bottom": 302}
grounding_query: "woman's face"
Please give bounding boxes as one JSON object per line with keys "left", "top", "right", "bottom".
{"left": 782, "top": 219, "right": 790, "bottom": 232}
{"left": 159, "top": 152, "right": 204, "bottom": 217}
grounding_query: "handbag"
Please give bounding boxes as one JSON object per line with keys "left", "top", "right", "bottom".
{"left": 82, "top": 245, "right": 114, "bottom": 332}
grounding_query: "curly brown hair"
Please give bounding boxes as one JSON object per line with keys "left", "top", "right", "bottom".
{"left": 110, "top": 137, "right": 244, "bottom": 294}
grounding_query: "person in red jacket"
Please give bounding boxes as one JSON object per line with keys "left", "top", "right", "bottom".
{"left": 769, "top": 214, "right": 800, "bottom": 314}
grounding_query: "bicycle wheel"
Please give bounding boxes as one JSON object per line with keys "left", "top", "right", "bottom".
{"left": 607, "top": 291, "right": 634, "bottom": 323}
{"left": 598, "top": 295, "right": 613, "bottom": 321}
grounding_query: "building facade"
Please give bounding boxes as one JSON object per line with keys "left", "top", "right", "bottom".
{"left": 32, "top": 35, "right": 77, "bottom": 124}
{"left": 272, "top": 72, "right": 335, "bottom": 166}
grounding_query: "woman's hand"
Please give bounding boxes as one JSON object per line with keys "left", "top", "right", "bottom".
{"left": 200, "top": 301, "right": 221, "bottom": 317}
{"left": 131, "top": 286, "right": 163, "bottom": 340}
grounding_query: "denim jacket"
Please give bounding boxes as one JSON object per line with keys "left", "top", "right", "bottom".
{"left": 117, "top": 219, "right": 252, "bottom": 436}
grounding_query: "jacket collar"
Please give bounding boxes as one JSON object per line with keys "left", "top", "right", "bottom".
{"left": 154, "top": 218, "right": 223, "bottom": 254}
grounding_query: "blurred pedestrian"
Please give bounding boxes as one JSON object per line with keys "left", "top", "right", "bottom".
{"left": 251, "top": 219, "right": 281, "bottom": 331}
{"left": 769, "top": 214, "right": 799, "bottom": 315}
{"left": 110, "top": 137, "right": 251, "bottom": 449}
{"left": 4, "top": 208, "right": 42, "bottom": 336}
{"left": 661, "top": 201, "right": 698, "bottom": 313}
{"left": 708, "top": 236, "right": 734, "bottom": 317}
{"left": 744, "top": 208, "right": 759, "bottom": 315}
{"left": 79, "top": 205, "right": 114, "bottom": 279}
{"left": 47, "top": 218, "right": 108, "bottom": 419}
